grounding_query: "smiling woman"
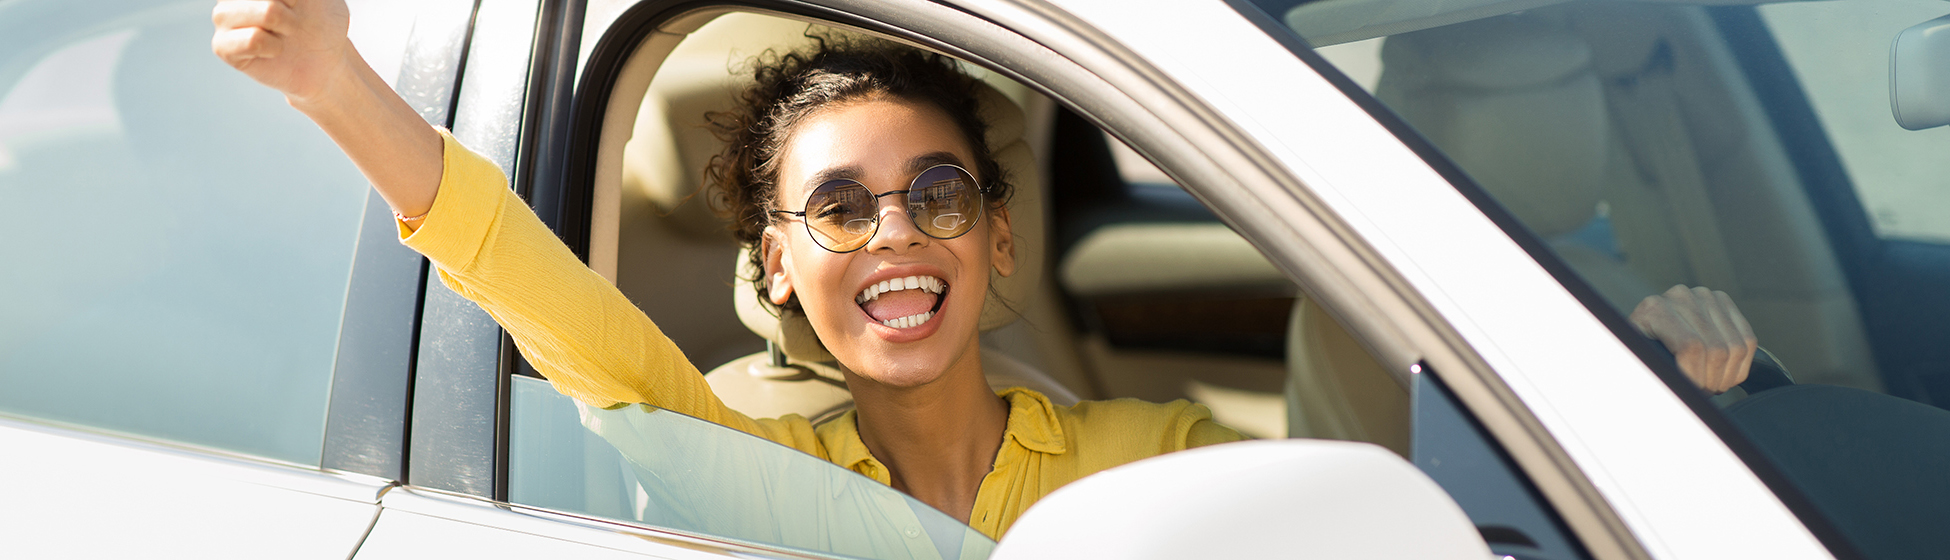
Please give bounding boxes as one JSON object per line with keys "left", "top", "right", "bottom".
{"left": 392, "top": 39, "right": 1246, "bottom": 537}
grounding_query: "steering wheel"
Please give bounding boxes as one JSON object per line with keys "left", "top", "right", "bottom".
{"left": 1646, "top": 338, "right": 1794, "bottom": 395}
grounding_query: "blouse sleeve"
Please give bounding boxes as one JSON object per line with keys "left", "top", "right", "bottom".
{"left": 399, "top": 128, "right": 812, "bottom": 448}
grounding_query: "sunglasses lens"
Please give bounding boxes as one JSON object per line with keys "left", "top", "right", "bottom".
{"left": 907, "top": 166, "right": 981, "bottom": 239}
{"left": 804, "top": 181, "right": 876, "bottom": 252}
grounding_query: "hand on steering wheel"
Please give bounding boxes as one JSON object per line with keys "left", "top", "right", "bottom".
{"left": 1630, "top": 285, "right": 1758, "bottom": 394}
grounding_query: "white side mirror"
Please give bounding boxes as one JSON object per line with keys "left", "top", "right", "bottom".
{"left": 990, "top": 439, "right": 1492, "bottom": 560}
{"left": 1891, "top": 14, "right": 1950, "bottom": 130}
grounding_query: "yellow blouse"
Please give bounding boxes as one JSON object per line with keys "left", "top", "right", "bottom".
{"left": 400, "top": 129, "right": 1244, "bottom": 538}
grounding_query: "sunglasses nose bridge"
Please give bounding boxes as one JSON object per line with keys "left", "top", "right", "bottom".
{"left": 857, "top": 192, "right": 929, "bottom": 251}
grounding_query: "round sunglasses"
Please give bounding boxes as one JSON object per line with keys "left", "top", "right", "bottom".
{"left": 769, "top": 164, "right": 991, "bottom": 253}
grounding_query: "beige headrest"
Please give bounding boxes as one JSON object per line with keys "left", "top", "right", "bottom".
{"left": 1375, "top": 14, "right": 1606, "bottom": 238}
{"left": 731, "top": 82, "right": 1043, "bottom": 362}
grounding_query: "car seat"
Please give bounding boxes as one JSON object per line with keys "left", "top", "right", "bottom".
{"left": 1286, "top": 14, "right": 1629, "bottom": 456}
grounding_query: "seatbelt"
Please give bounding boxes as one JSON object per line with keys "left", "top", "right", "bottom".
{"left": 1604, "top": 41, "right": 1742, "bottom": 295}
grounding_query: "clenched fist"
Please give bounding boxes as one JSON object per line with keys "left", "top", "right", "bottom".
{"left": 1630, "top": 285, "right": 1758, "bottom": 394}
{"left": 212, "top": 0, "right": 355, "bottom": 104}
{"left": 210, "top": 0, "right": 443, "bottom": 218}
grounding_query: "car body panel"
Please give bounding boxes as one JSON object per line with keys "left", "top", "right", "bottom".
{"left": 0, "top": 416, "right": 386, "bottom": 559}
{"left": 358, "top": 487, "right": 797, "bottom": 559}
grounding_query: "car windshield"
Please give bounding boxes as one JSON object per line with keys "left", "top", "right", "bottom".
{"left": 1248, "top": 0, "right": 1950, "bottom": 558}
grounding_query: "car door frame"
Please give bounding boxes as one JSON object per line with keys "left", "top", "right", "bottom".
{"left": 542, "top": 0, "right": 1656, "bottom": 557}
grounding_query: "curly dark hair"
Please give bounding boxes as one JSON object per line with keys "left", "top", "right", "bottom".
{"left": 705, "top": 34, "right": 1013, "bottom": 314}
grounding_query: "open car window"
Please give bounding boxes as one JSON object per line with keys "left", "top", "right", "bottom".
{"left": 1251, "top": 0, "right": 1950, "bottom": 557}
{"left": 512, "top": 3, "right": 1568, "bottom": 558}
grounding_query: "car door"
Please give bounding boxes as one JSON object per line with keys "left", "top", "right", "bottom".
{"left": 0, "top": 0, "right": 463, "bottom": 556}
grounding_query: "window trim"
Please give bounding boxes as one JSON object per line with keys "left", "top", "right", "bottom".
{"left": 322, "top": 0, "right": 480, "bottom": 482}
{"left": 408, "top": 0, "right": 544, "bottom": 499}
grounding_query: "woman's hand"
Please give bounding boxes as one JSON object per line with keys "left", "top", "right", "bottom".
{"left": 212, "top": 0, "right": 355, "bottom": 105}
{"left": 1630, "top": 285, "right": 1758, "bottom": 394}
{"left": 209, "top": 0, "right": 444, "bottom": 219}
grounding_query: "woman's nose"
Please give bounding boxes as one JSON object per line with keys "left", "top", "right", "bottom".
{"left": 865, "top": 199, "right": 927, "bottom": 253}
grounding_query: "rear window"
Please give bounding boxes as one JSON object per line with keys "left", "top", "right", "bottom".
{"left": 0, "top": 0, "right": 395, "bottom": 464}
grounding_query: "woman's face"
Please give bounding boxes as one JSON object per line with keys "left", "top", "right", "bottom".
{"left": 763, "top": 96, "right": 1014, "bottom": 388}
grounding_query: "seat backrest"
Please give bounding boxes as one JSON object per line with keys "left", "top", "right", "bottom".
{"left": 1287, "top": 14, "right": 1636, "bottom": 452}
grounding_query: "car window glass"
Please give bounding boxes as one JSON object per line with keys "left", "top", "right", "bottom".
{"left": 1758, "top": 0, "right": 1950, "bottom": 242}
{"left": 508, "top": 377, "right": 996, "bottom": 560}
{"left": 1253, "top": 1, "right": 1950, "bottom": 557}
{"left": 0, "top": 0, "right": 407, "bottom": 464}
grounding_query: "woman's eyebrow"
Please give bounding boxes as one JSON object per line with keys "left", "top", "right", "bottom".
{"left": 805, "top": 165, "right": 864, "bottom": 190}
{"left": 905, "top": 152, "right": 965, "bottom": 176}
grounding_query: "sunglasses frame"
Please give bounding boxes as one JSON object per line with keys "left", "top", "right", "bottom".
{"left": 768, "top": 163, "right": 993, "bottom": 253}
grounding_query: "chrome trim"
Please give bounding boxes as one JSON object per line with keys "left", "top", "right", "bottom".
{"left": 410, "top": 0, "right": 544, "bottom": 497}
{"left": 325, "top": 0, "right": 479, "bottom": 482}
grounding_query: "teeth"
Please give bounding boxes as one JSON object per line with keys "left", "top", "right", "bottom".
{"left": 882, "top": 311, "right": 934, "bottom": 328}
{"left": 856, "top": 275, "right": 949, "bottom": 304}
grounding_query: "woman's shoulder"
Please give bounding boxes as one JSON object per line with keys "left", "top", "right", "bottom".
{"left": 1063, "top": 397, "right": 1230, "bottom": 445}
{"left": 998, "top": 388, "right": 1244, "bottom": 459}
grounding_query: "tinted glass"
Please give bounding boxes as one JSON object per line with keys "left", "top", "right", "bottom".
{"left": 508, "top": 377, "right": 996, "bottom": 560}
{"left": 1253, "top": 0, "right": 1950, "bottom": 557}
{"left": 0, "top": 0, "right": 376, "bottom": 463}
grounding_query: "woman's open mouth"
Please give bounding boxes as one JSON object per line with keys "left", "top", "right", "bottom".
{"left": 856, "top": 275, "right": 948, "bottom": 329}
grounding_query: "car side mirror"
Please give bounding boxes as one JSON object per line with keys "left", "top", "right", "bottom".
{"left": 990, "top": 439, "right": 1492, "bottom": 560}
{"left": 1891, "top": 14, "right": 1950, "bottom": 130}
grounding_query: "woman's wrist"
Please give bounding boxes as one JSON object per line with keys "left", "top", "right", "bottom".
{"left": 287, "top": 50, "right": 444, "bottom": 219}
{"left": 281, "top": 46, "right": 369, "bottom": 114}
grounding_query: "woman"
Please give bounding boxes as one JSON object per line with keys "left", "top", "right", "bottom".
{"left": 210, "top": 0, "right": 1760, "bottom": 538}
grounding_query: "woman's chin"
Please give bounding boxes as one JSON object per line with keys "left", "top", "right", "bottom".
{"left": 842, "top": 348, "right": 979, "bottom": 390}
{"left": 845, "top": 358, "right": 947, "bottom": 388}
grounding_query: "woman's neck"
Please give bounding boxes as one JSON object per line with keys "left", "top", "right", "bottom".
{"left": 847, "top": 351, "right": 1009, "bottom": 524}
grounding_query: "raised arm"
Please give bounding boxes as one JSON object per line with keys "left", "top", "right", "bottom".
{"left": 211, "top": 0, "right": 441, "bottom": 218}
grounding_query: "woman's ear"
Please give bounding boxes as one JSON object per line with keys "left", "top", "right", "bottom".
{"left": 762, "top": 227, "right": 796, "bottom": 305}
{"left": 988, "top": 206, "right": 1016, "bottom": 278}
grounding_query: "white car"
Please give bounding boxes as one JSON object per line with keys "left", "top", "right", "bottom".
{"left": 3, "top": 0, "right": 1946, "bottom": 558}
